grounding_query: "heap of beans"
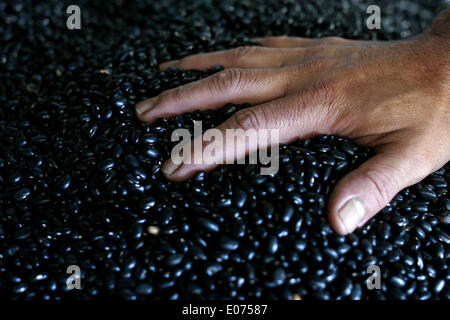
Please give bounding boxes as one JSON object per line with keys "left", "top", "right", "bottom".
{"left": 0, "top": 0, "right": 448, "bottom": 300}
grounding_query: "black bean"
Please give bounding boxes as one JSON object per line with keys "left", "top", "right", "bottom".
{"left": 113, "top": 97, "right": 127, "bottom": 109}
{"left": 206, "top": 263, "right": 223, "bottom": 276}
{"left": 338, "top": 276, "right": 353, "bottom": 297}
{"left": 230, "top": 219, "right": 245, "bottom": 238}
{"left": 391, "top": 276, "right": 406, "bottom": 288}
{"left": 124, "top": 256, "right": 137, "bottom": 270}
{"left": 31, "top": 273, "right": 48, "bottom": 282}
{"left": 136, "top": 283, "right": 153, "bottom": 295}
{"left": 57, "top": 175, "right": 72, "bottom": 190}
{"left": 290, "top": 193, "right": 303, "bottom": 206}
{"left": 198, "top": 217, "right": 219, "bottom": 233}
{"left": 435, "top": 230, "right": 450, "bottom": 244}
{"left": 9, "top": 172, "right": 22, "bottom": 183}
{"left": 444, "top": 199, "right": 450, "bottom": 211}
{"left": 350, "top": 283, "right": 362, "bottom": 300}
{"left": 145, "top": 146, "right": 159, "bottom": 159}
{"left": 414, "top": 227, "right": 426, "bottom": 240}
{"left": 307, "top": 276, "right": 327, "bottom": 291}
{"left": 130, "top": 223, "right": 143, "bottom": 240}
{"left": 281, "top": 204, "right": 294, "bottom": 223}
{"left": 414, "top": 202, "right": 428, "bottom": 213}
{"left": 418, "top": 189, "right": 437, "bottom": 201}
{"left": 142, "top": 134, "right": 158, "bottom": 144}
{"left": 337, "top": 243, "right": 351, "bottom": 255}
{"left": 378, "top": 222, "right": 391, "bottom": 240}
{"left": 97, "top": 159, "right": 114, "bottom": 173}
{"left": 216, "top": 198, "right": 232, "bottom": 208}
{"left": 13, "top": 284, "right": 28, "bottom": 294}
{"left": 166, "top": 254, "right": 184, "bottom": 267}
{"left": 139, "top": 196, "right": 156, "bottom": 211}
{"left": 219, "top": 237, "right": 239, "bottom": 251}
{"left": 433, "top": 279, "right": 445, "bottom": 294}
{"left": 233, "top": 189, "right": 247, "bottom": 208}
{"left": 14, "top": 228, "right": 31, "bottom": 240}
{"left": 124, "top": 154, "right": 140, "bottom": 168}
{"left": 265, "top": 268, "right": 286, "bottom": 287}
{"left": 266, "top": 236, "right": 279, "bottom": 255}
{"left": 14, "top": 188, "right": 31, "bottom": 201}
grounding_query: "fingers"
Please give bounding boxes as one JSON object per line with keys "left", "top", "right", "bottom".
{"left": 252, "top": 36, "right": 376, "bottom": 48}
{"left": 327, "top": 144, "right": 433, "bottom": 235}
{"left": 135, "top": 68, "right": 291, "bottom": 122}
{"left": 159, "top": 45, "right": 350, "bottom": 71}
{"left": 252, "top": 36, "right": 317, "bottom": 48}
{"left": 162, "top": 93, "right": 331, "bottom": 181}
{"left": 159, "top": 37, "right": 374, "bottom": 72}
{"left": 160, "top": 46, "right": 287, "bottom": 70}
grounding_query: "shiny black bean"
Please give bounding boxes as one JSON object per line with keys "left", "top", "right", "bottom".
{"left": 139, "top": 196, "right": 156, "bottom": 211}
{"left": 233, "top": 190, "right": 247, "bottom": 208}
{"left": 198, "top": 217, "right": 219, "bottom": 233}
{"left": 97, "top": 159, "right": 115, "bottom": 172}
{"left": 14, "top": 188, "right": 31, "bottom": 201}
{"left": 166, "top": 254, "right": 184, "bottom": 267}
{"left": 57, "top": 175, "right": 72, "bottom": 190}
{"left": 136, "top": 283, "right": 153, "bottom": 295}
{"left": 219, "top": 237, "right": 239, "bottom": 251}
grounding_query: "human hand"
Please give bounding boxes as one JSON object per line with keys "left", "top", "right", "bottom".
{"left": 135, "top": 12, "right": 450, "bottom": 235}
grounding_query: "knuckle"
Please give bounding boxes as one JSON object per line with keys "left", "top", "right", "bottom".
{"left": 168, "top": 85, "right": 188, "bottom": 103}
{"left": 320, "top": 36, "right": 343, "bottom": 45}
{"left": 362, "top": 169, "right": 396, "bottom": 207}
{"left": 233, "top": 108, "right": 265, "bottom": 130}
{"left": 408, "top": 146, "right": 435, "bottom": 174}
{"left": 304, "top": 79, "right": 337, "bottom": 104}
{"left": 210, "top": 68, "right": 244, "bottom": 95}
{"left": 295, "top": 79, "right": 341, "bottom": 131}
{"left": 229, "top": 46, "right": 256, "bottom": 64}
{"left": 303, "top": 46, "right": 322, "bottom": 56}
{"left": 297, "top": 57, "right": 327, "bottom": 73}
{"left": 158, "top": 89, "right": 173, "bottom": 103}
{"left": 271, "top": 35, "right": 289, "bottom": 44}
{"left": 176, "top": 56, "right": 193, "bottom": 68}
{"left": 279, "top": 66, "right": 298, "bottom": 95}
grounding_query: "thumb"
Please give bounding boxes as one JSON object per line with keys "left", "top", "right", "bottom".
{"left": 328, "top": 145, "right": 431, "bottom": 235}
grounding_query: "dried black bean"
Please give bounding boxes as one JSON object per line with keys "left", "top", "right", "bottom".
{"left": 57, "top": 175, "right": 72, "bottom": 190}
{"left": 198, "top": 217, "right": 219, "bottom": 233}
{"left": 139, "top": 196, "right": 156, "bottom": 211}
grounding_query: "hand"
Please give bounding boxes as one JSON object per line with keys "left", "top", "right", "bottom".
{"left": 135, "top": 11, "right": 450, "bottom": 235}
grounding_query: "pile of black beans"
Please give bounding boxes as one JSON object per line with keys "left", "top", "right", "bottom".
{"left": 0, "top": 0, "right": 449, "bottom": 300}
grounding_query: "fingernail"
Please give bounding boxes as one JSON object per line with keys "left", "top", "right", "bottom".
{"left": 161, "top": 159, "right": 180, "bottom": 176}
{"left": 135, "top": 97, "right": 157, "bottom": 116}
{"left": 337, "top": 198, "right": 365, "bottom": 234}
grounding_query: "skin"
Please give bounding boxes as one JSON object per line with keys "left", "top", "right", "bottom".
{"left": 136, "top": 8, "right": 450, "bottom": 235}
